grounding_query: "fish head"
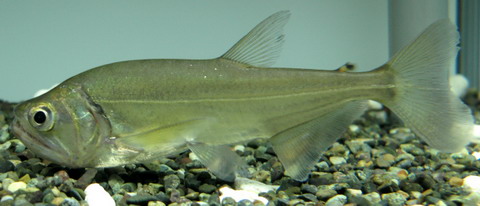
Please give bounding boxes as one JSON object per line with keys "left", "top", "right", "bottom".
{"left": 12, "top": 85, "right": 111, "bottom": 168}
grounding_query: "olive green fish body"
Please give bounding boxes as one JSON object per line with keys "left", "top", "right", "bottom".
{"left": 63, "top": 58, "right": 392, "bottom": 167}
{"left": 12, "top": 11, "right": 474, "bottom": 181}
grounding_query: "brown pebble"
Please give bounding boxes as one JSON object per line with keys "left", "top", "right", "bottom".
{"left": 448, "top": 177, "right": 463, "bottom": 187}
{"left": 396, "top": 170, "right": 408, "bottom": 180}
{"left": 422, "top": 189, "right": 433, "bottom": 196}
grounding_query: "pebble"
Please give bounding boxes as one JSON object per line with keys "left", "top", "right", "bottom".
{"left": 389, "top": 128, "right": 415, "bottom": 143}
{"left": 416, "top": 174, "right": 436, "bottom": 190}
{"left": 148, "top": 201, "right": 166, "bottom": 206}
{"left": 164, "top": 174, "right": 181, "bottom": 190}
{"left": 368, "top": 100, "right": 383, "bottom": 110}
{"left": 300, "top": 184, "right": 317, "bottom": 194}
{"left": 7, "top": 181, "right": 26, "bottom": 193}
{"left": 0, "top": 160, "right": 14, "bottom": 173}
{"left": 329, "top": 156, "right": 346, "bottom": 165}
{"left": 375, "top": 153, "right": 396, "bottom": 168}
{"left": 0, "top": 195, "right": 13, "bottom": 202}
{"left": 316, "top": 189, "right": 337, "bottom": 200}
{"left": 325, "top": 194, "right": 347, "bottom": 206}
{"left": 219, "top": 186, "right": 269, "bottom": 205}
{"left": 362, "top": 192, "right": 381, "bottom": 204}
{"left": 381, "top": 192, "right": 407, "bottom": 206}
{"left": 346, "top": 188, "right": 362, "bottom": 197}
{"left": 348, "top": 124, "right": 360, "bottom": 133}
{"left": 61, "top": 198, "right": 80, "bottom": 206}
{"left": 463, "top": 175, "right": 480, "bottom": 192}
{"left": 448, "top": 176, "right": 463, "bottom": 187}
{"left": 199, "top": 184, "right": 216, "bottom": 193}
{"left": 51, "top": 197, "right": 65, "bottom": 205}
{"left": 85, "top": 183, "right": 115, "bottom": 206}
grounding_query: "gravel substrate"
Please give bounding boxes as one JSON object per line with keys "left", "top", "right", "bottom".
{"left": 0, "top": 90, "right": 479, "bottom": 206}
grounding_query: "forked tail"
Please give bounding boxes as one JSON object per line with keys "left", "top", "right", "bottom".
{"left": 381, "top": 20, "right": 474, "bottom": 152}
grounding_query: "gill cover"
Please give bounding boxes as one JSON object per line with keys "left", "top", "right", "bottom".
{"left": 13, "top": 84, "right": 112, "bottom": 167}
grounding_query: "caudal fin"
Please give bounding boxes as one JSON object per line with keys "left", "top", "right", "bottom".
{"left": 382, "top": 20, "right": 474, "bottom": 152}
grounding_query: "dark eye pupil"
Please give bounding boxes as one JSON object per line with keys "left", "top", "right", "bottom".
{"left": 34, "top": 111, "right": 47, "bottom": 124}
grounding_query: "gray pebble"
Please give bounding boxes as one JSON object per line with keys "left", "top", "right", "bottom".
{"left": 346, "top": 139, "right": 372, "bottom": 154}
{"left": 14, "top": 197, "right": 34, "bottom": 206}
{"left": 198, "top": 184, "right": 216, "bottom": 193}
{"left": 164, "top": 174, "right": 181, "bottom": 190}
{"left": 362, "top": 192, "right": 381, "bottom": 204}
{"left": 400, "top": 144, "right": 425, "bottom": 156}
{"left": 389, "top": 128, "right": 415, "bottom": 143}
{"left": 61, "top": 198, "right": 81, "bottom": 206}
{"left": 198, "top": 193, "right": 211, "bottom": 202}
{"left": 0, "top": 160, "right": 14, "bottom": 173}
{"left": 0, "top": 125, "right": 10, "bottom": 143}
{"left": 381, "top": 192, "right": 407, "bottom": 206}
{"left": 121, "top": 182, "right": 136, "bottom": 192}
{"left": 416, "top": 174, "right": 436, "bottom": 189}
{"left": 325, "top": 194, "right": 347, "bottom": 206}
{"left": 107, "top": 174, "right": 124, "bottom": 188}
{"left": 316, "top": 188, "right": 337, "bottom": 200}
{"left": 299, "top": 193, "right": 317, "bottom": 202}
{"left": 126, "top": 194, "right": 160, "bottom": 204}
{"left": 208, "top": 193, "right": 221, "bottom": 205}
{"left": 238, "top": 199, "right": 254, "bottom": 206}
{"left": 400, "top": 182, "right": 423, "bottom": 193}
{"left": 315, "top": 161, "right": 330, "bottom": 171}
{"left": 14, "top": 141, "right": 26, "bottom": 153}
{"left": 221, "top": 197, "right": 236, "bottom": 206}
{"left": 367, "top": 110, "right": 388, "bottom": 124}
{"left": 300, "top": 184, "right": 318, "bottom": 194}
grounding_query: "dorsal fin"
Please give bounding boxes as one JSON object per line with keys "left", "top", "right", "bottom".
{"left": 220, "top": 11, "right": 291, "bottom": 67}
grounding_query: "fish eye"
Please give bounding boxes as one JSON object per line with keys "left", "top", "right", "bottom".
{"left": 28, "top": 105, "right": 55, "bottom": 131}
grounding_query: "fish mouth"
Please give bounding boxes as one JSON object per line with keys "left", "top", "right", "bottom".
{"left": 11, "top": 119, "right": 64, "bottom": 158}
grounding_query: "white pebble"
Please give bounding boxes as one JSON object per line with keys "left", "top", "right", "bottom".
{"left": 472, "top": 152, "right": 480, "bottom": 160}
{"left": 0, "top": 195, "right": 13, "bottom": 202}
{"left": 367, "top": 100, "right": 383, "bottom": 110}
{"left": 234, "top": 145, "right": 245, "bottom": 153}
{"left": 463, "top": 175, "right": 480, "bottom": 192}
{"left": 234, "top": 177, "right": 278, "bottom": 193}
{"left": 189, "top": 152, "right": 199, "bottom": 161}
{"left": 348, "top": 125, "right": 360, "bottom": 133}
{"left": 85, "top": 183, "right": 115, "bottom": 206}
{"left": 7, "top": 182, "right": 26, "bottom": 193}
{"left": 449, "top": 74, "right": 468, "bottom": 98}
{"left": 219, "top": 186, "right": 269, "bottom": 205}
{"left": 472, "top": 124, "right": 480, "bottom": 143}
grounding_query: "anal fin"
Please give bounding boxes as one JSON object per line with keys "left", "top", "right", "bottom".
{"left": 187, "top": 142, "right": 248, "bottom": 182}
{"left": 270, "top": 101, "right": 367, "bottom": 181}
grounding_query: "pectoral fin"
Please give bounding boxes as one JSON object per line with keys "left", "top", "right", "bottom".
{"left": 187, "top": 142, "right": 248, "bottom": 182}
{"left": 270, "top": 102, "right": 367, "bottom": 181}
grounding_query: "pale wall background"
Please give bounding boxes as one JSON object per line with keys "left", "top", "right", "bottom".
{"left": 0, "top": 1, "right": 388, "bottom": 102}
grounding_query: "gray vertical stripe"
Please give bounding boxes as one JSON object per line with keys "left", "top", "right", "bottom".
{"left": 459, "top": 0, "right": 480, "bottom": 90}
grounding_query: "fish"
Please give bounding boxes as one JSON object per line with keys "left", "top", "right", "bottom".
{"left": 11, "top": 11, "right": 474, "bottom": 181}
